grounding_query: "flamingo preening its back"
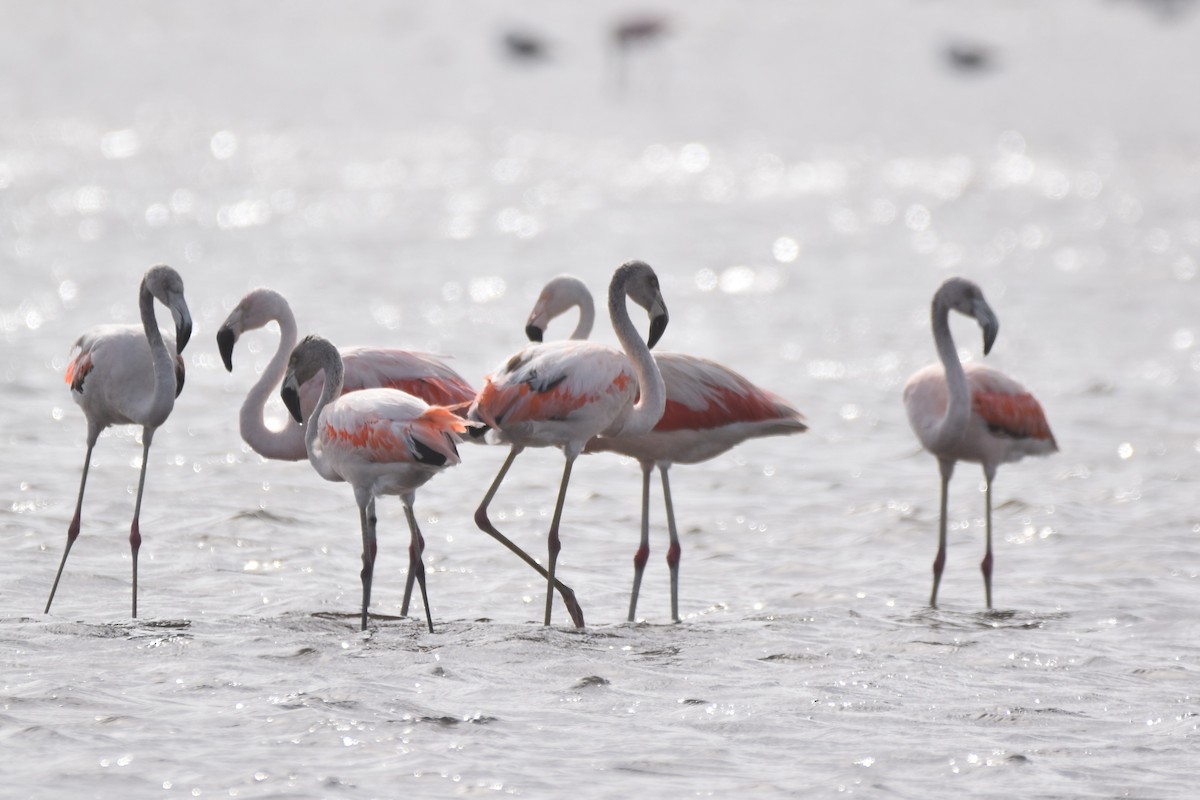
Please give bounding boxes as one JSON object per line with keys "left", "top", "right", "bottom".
{"left": 280, "top": 335, "right": 473, "bottom": 632}
{"left": 46, "top": 264, "right": 193, "bottom": 618}
{"left": 217, "top": 287, "right": 476, "bottom": 462}
{"left": 903, "top": 277, "right": 1057, "bottom": 609}
{"left": 526, "top": 274, "right": 807, "bottom": 622}
{"left": 470, "top": 261, "right": 670, "bottom": 626}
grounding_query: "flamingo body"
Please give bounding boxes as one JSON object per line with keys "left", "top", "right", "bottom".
{"left": 218, "top": 287, "right": 475, "bottom": 462}
{"left": 473, "top": 341, "right": 638, "bottom": 449}
{"left": 46, "top": 265, "right": 193, "bottom": 619}
{"left": 904, "top": 361, "right": 1056, "bottom": 469}
{"left": 67, "top": 325, "right": 186, "bottom": 427}
{"left": 903, "top": 277, "right": 1057, "bottom": 609}
{"left": 586, "top": 352, "right": 806, "bottom": 465}
{"left": 281, "top": 336, "right": 471, "bottom": 632}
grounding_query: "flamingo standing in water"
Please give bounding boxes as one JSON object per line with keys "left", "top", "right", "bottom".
{"left": 471, "top": 261, "right": 669, "bottom": 626}
{"left": 903, "top": 277, "right": 1057, "bottom": 609}
{"left": 216, "top": 287, "right": 476, "bottom": 462}
{"left": 46, "top": 264, "right": 193, "bottom": 618}
{"left": 526, "top": 274, "right": 808, "bottom": 622}
{"left": 280, "top": 335, "right": 474, "bottom": 632}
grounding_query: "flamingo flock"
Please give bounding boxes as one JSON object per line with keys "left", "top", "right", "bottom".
{"left": 43, "top": 264, "right": 1056, "bottom": 630}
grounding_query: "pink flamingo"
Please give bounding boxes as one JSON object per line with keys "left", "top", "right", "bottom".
{"left": 280, "top": 335, "right": 474, "bottom": 632}
{"left": 471, "top": 261, "right": 670, "bottom": 626}
{"left": 46, "top": 264, "right": 193, "bottom": 618}
{"left": 526, "top": 275, "right": 808, "bottom": 622}
{"left": 217, "top": 287, "right": 476, "bottom": 462}
{"left": 903, "top": 277, "right": 1057, "bottom": 609}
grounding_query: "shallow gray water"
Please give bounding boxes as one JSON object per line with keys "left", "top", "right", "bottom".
{"left": 3, "top": 1, "right": 1200, "bottom": 797}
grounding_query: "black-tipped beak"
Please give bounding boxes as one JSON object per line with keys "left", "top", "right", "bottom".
{"left": 525, "top": 324, "right": 545, "bottom": 343}
{"left": 982, "top": 319, "right": 998, "bottom": 356}
{"left": 974, "top": 300, "right": 999, "bottom": 356}
{"left": 280, "top": 378, "right": 304, "bottom": 423}
{"left": 216, "top": 325, "right": 236, "bottom": 372}
{"left": 647, "top": 311, "right": 668, "bottom": 350}
{"left": 175, "top": 317, "right": 193, "bottom": 355}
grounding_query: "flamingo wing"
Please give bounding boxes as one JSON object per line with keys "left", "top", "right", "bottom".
{"left": 966, "top": 364, "right": 1057, "bottom": 446}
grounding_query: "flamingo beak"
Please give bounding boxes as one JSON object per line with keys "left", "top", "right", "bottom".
{"left": 975, "top": 301, "right": 999, "bottom": 355}
{"left": 646, "top": 294, "right": 669, "bottom": 350}
{"left": 174, "top": 307, "right": 193, "bottom": 354}
{"left": 525, "top": 324, "right": 545, "bottom": 343}
{"left": 216, "top": 325, "right": 236, "bottom": 372}
{"left": 280, "top": 375, "right": 304, "bottom": 423}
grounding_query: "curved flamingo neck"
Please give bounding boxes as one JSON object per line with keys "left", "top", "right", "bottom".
{"left": 563, "top": 279, "right": 595, "bottom": 340}
{"left": 930, "top": 296, "right": 971, "bottom": 451}
{"left": 608, "top": 271, "right": 665, "bottom": 437}
{"left": 304, "top": 342, "right": 345, "bottom": 482}
{"left": 238, "top": 296, "right": 306, "bottom": 460}
{"left": 138, "top": 281, "right": 177, "bottom": 427}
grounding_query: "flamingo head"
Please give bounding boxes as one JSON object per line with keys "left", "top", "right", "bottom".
{"left": 615, "top": 261, "right": 669, "bottom": 350}
{"left": 144, "top": 264, "right": 193, "bottom": 354}
{"left": 215, "top": 287, "right": 288, "bottom": 372}
{"left": 525, "top": 274, "right": 594, "bottom": 343}
{"left": 281, "top": 334, "right": 339, "bottom": 424}
{"left": 938, "top": 277, "right": 998, "bottom": 355}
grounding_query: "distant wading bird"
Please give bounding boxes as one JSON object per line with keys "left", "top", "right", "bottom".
{"left": 526, "top": 275, "right": 808, "bottom": 622}
{"left": 217, "top": 287, "right": 476, "bottom": 462}
{"left": 46, "top": 265, "right": 192, "bottom": 618}
{"left": 281, "top": 335, "right": 473, "bottom": 632}
{"left": 903, "top": 277, "right": 1057, "bottom": 609}
{"left": 471, "top": 261, "right": 670, "bottom": 626}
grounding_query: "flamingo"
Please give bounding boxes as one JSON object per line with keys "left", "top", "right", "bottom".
{"left": 216, "top": 287, "right": 477, "bottom": 462}
{"left": 280, "top": 335, "right": 474, "bottom": 632}
{"left": 471, "top": 261, "right": 669, "bottom": 626}
{"left": 46, "top": 264, "right": 193, "bottom": 618}
{"left": 526, "top": 274, "right": 808, "bottom": 622}
{"left": 903, "top": 277, "right": 1057, "bottom": 609}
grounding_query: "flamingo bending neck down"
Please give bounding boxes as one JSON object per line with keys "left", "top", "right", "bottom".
{"left": 217, "top": 287, "right": 476, "bottom": 462}
{"left": 281, "top": 335, "right": 473, "bottom": 632}
{"left": 526, "top": 274, "right": 807, "bottom": 622}
{"left": 903, "top": 277, "right": 1057, "bottom": 609}
{"left": 46, "top": 264, "right": 193, "bottom": 618}
{"left": 470, "top": 261, "right": 670, "bottom": 626}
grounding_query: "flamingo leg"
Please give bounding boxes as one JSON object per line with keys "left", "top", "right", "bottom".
{"left": 357, "top": 494, "right": 378, "bottom": 631}
{"left": 981, "top": 471, "right": 995, "bottom": 609}
{"left": 400, "top": 494, "right": 434, "bottom": 633}
{"left": 474, "top": 445, "right": 586, "bottom": 628}
{"left": 397, "top": 494, "right": 417, "bottom": 614}
{"left": 45, "top": 435, "right": 98, "bottom": 614}
{"left": 930, "top": 458, "right": 954, "bottom": 608}
{"left": 627, "top": 460, "right": 654, "bottom": 623}
{"left": 543, "top": 453, "right": 577, "bottom": 626}
{"left": 660, "top": 463, "right": 682, "bottom": 623}
{"left": 127, "top": 429, "right": 156, "bottom": 619}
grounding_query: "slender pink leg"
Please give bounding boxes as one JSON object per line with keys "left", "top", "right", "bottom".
{"left": 401, "top": 493, "right": 434, "bottom": 633}
{"left": 357, "top": 494, "right": 378, "bottom": 631}
{"left": 474, "top": 445, "right": 586, "bottom": 627}
{"left": 981, "top": 470, "right": 995, "bottom": 609}
{"left": 127, "top": 431, "right": 154, "bottom": 619}
{"left": 627, "top": 460, "right": 653, "bottom": 622}
{"left": 930, "top": 459, "right": 954, "bottom": 608}
{"left": 660, "top": 463, "right": 682, "bottom": 623}
{"left": 543, "top": 454, "right": 576, "bottom": 626}
{"left": 45, "top": 436, "right": 97, "bottom": 614}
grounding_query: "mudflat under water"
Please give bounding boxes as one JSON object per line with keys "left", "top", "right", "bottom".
{"left": 3, "top": 2, "right": 1200, "bottom": 797}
